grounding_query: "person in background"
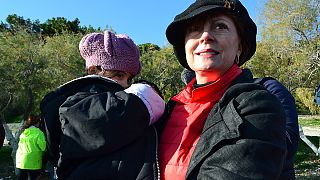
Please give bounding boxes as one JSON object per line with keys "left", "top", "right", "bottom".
{"left": 181, "top": 68, "right": 299, "bottom": 178}
{"left": 157, "top": 0, "right": 287, "bottom": 179}
{"left": 0, "top": 116, "right": 5, "bottom": 149}
{"left": 254, "top": 76, "right": 299, "bottom": 178}
{"left": 40, "top": 30, "right": 165, "bottom": 179}
{"left": 16, "top": 114, "right": 46, "bottom": 180}
{"left": 314, "top": 85, "right": 320, "bottom": 105}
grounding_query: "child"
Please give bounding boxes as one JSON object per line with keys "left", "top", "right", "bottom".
{"left": 40, "top": 31, "right": 165, "bottom": 180}
{"left": 16, "top": 115, "right": 46, "bottom": 180}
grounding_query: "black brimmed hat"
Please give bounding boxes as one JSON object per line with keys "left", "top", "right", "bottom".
{"left": 166, "top": 0, "right": 257, "bottom": 70}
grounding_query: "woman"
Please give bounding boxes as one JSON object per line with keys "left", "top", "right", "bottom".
{"left": 158, "top": 0, "right": 287, "bottom": 179}
{"left": 181, "top": 68, "right": 299, "bottom": 178}
{"left": 16, "top": 115, "right": 46, "bottom": 180}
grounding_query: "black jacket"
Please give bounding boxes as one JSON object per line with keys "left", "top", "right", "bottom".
{"left": 255, "top": 77, "right": 298, "bottom": 179}
{"left": 158, "top": 70, "right": 287, "bottom": 179}
{"left": 40, "top": 75, "right": 159, "bottom": 180}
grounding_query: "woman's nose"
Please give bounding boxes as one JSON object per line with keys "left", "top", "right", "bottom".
{"left": 199, "top": 31, "right": 214, "bottom": 44}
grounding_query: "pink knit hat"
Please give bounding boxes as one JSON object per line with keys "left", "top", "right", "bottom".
{"left": 79, "top": 30, "right": 141, "bottom": 76}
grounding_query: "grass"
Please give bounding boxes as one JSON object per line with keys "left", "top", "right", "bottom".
{"left": 295, "top": 117, "right": 320, "bottom": 179}
{"left": 0, "top": 146, "right": 15, "bottom": 179}
{"left": 295, "top": 136, "right": 320, "bottom": 179}
{"left": 299, "top": 118, "right": 320, "bottom": 127}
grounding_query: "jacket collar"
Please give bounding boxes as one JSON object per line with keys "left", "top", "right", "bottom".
{"left": 172, "top": 64, "right": 242, "bottom": 103}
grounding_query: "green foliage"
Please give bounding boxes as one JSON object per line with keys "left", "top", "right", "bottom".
{"left": 4, "top": 14, "right": 41, "bottom": 34}
{"left": 294, "top": 117, "right": 320, "bottom": 177}
{"left": 295, "top": 88, "right": 320, "bottom": 115}
{"left": 0, "top": 146, "right": 15, "bottom": 178}
{"left": 137, "top": 45, "right": 184, "bottom": 101}
{"left": 3, "top": 115, "right": 23, "bottom": 124}
{"left": 0, "top": 4, "right": 319, "bottom": 116}
{"left": 299, "top": 118, "right": 320, "bottom": 127}
{"left": 40, "top": 32, "right": 84, "bottom": 87}
{"left": 0, "top": 30, "right": 84, "bottom": 117}
{"left": 250, "top": 0, "right": 320, "bottom": 90}
{"left": 0, "top": 14, "right": 102, "bottom": 37}
{"left": 0, "top": 30, "right": 46, "bottom": 116}
{"left": 295, "top": 98, "right": 311, "bottom": 115}
{"left": 294, "top": 137, "right": 320, "bottom": 174}
{"left": 247, "top": 0, "right": 320, "bottom": 112}
{"left": 40, "top": 17, "right": 86, "bottom": 36}
{"left": 138, "top": 43, "right": 160, "bottom": 55}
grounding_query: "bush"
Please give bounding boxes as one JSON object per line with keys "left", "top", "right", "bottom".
{"left": 295, "top": 88, "right": 320, "bottom": 115}
{"left": 3, "top": 115, "right": 23, "bottom": 123}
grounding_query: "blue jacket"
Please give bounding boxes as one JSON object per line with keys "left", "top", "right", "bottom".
{"left": 255, "top": 77, "right": 299, "bottom": 179}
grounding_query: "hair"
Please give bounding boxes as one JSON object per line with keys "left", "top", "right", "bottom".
{"left": 224, "top": 11, "right": 248, "bottom": 62}
{"left": 87, "top": 66, "right": 134, "bottom": 83}
{"left": 22, "top": 114, "right": 41, "bottom": 131}
{"left": 223, "top": 0, "right": 250, "bottom": 64}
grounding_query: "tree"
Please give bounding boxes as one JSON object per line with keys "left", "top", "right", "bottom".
{"left": 138, "top": 43, "right": 160, "bottom": 55}
{"left": 0, "top": 30, "right": 85, "bottom": 174}
{"left": 248, "top": 0, "right": 320, "bottom": 91}
{"left": 0, "top": 31, "right": 47, "bottom": 118}
{"left": 0, "top": 14, "right": 103, "bottom": 37}
{"left": 137, "top": 45, "right": 184, "bottom": 101}
{"left": 4, "top": 14, "right": 41, "bottom": 35}
{"left": 39, "top": 32, "right": 85, "bottom": 93}
{"left": 41, "top": 17, "right": 83, "bottom": 36}
{"left": 0, "top": 30, "right": 47, "bottom": 173}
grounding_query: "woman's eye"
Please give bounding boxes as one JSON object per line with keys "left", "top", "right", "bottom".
{"left": 215, "top": 23, "right": 228, "bottom": 30}
{"left": 116, "top": 74, "right": 124, "bottom": 79}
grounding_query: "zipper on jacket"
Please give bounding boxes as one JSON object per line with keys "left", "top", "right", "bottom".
{"left": 152, "top": 126, "right": 160, "bottom": 180}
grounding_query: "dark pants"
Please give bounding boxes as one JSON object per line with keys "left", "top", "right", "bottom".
{"left": 16, "top": 168, "right": 41, "bottom": 180}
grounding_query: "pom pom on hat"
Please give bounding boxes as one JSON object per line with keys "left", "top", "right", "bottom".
{"left": 79, "top": 30, "right": 141, "bottom": 76}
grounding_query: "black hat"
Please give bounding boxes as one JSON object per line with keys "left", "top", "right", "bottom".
{"left": 166, "top": 0, "right": 257, "bottom": 70}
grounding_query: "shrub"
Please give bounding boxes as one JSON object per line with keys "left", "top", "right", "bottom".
{"left": 295, "top": 88, "right": 320, "bottom": 115}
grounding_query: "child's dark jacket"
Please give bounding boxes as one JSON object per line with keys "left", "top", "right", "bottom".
{"left": 40, "top": 75, "right": 159, "bottom": 180}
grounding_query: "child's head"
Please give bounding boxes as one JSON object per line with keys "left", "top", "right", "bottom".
{"left": 79, "top": 31, "right": 141, "bottom": 88}
{"left": 23, "top": 114, "right": 41, "bottom": 131}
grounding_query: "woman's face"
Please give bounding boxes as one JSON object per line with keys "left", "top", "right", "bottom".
{"left": 184, "top": 14, "right": 241, "bottom": 82}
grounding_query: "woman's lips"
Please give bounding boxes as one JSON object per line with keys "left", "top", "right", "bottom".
{"left": 194, "top": 49, "right": 219, "bottom": 56}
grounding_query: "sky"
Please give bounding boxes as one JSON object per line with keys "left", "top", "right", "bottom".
{"left": 0, "top": 0, "right": 265, "bottom": 47}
